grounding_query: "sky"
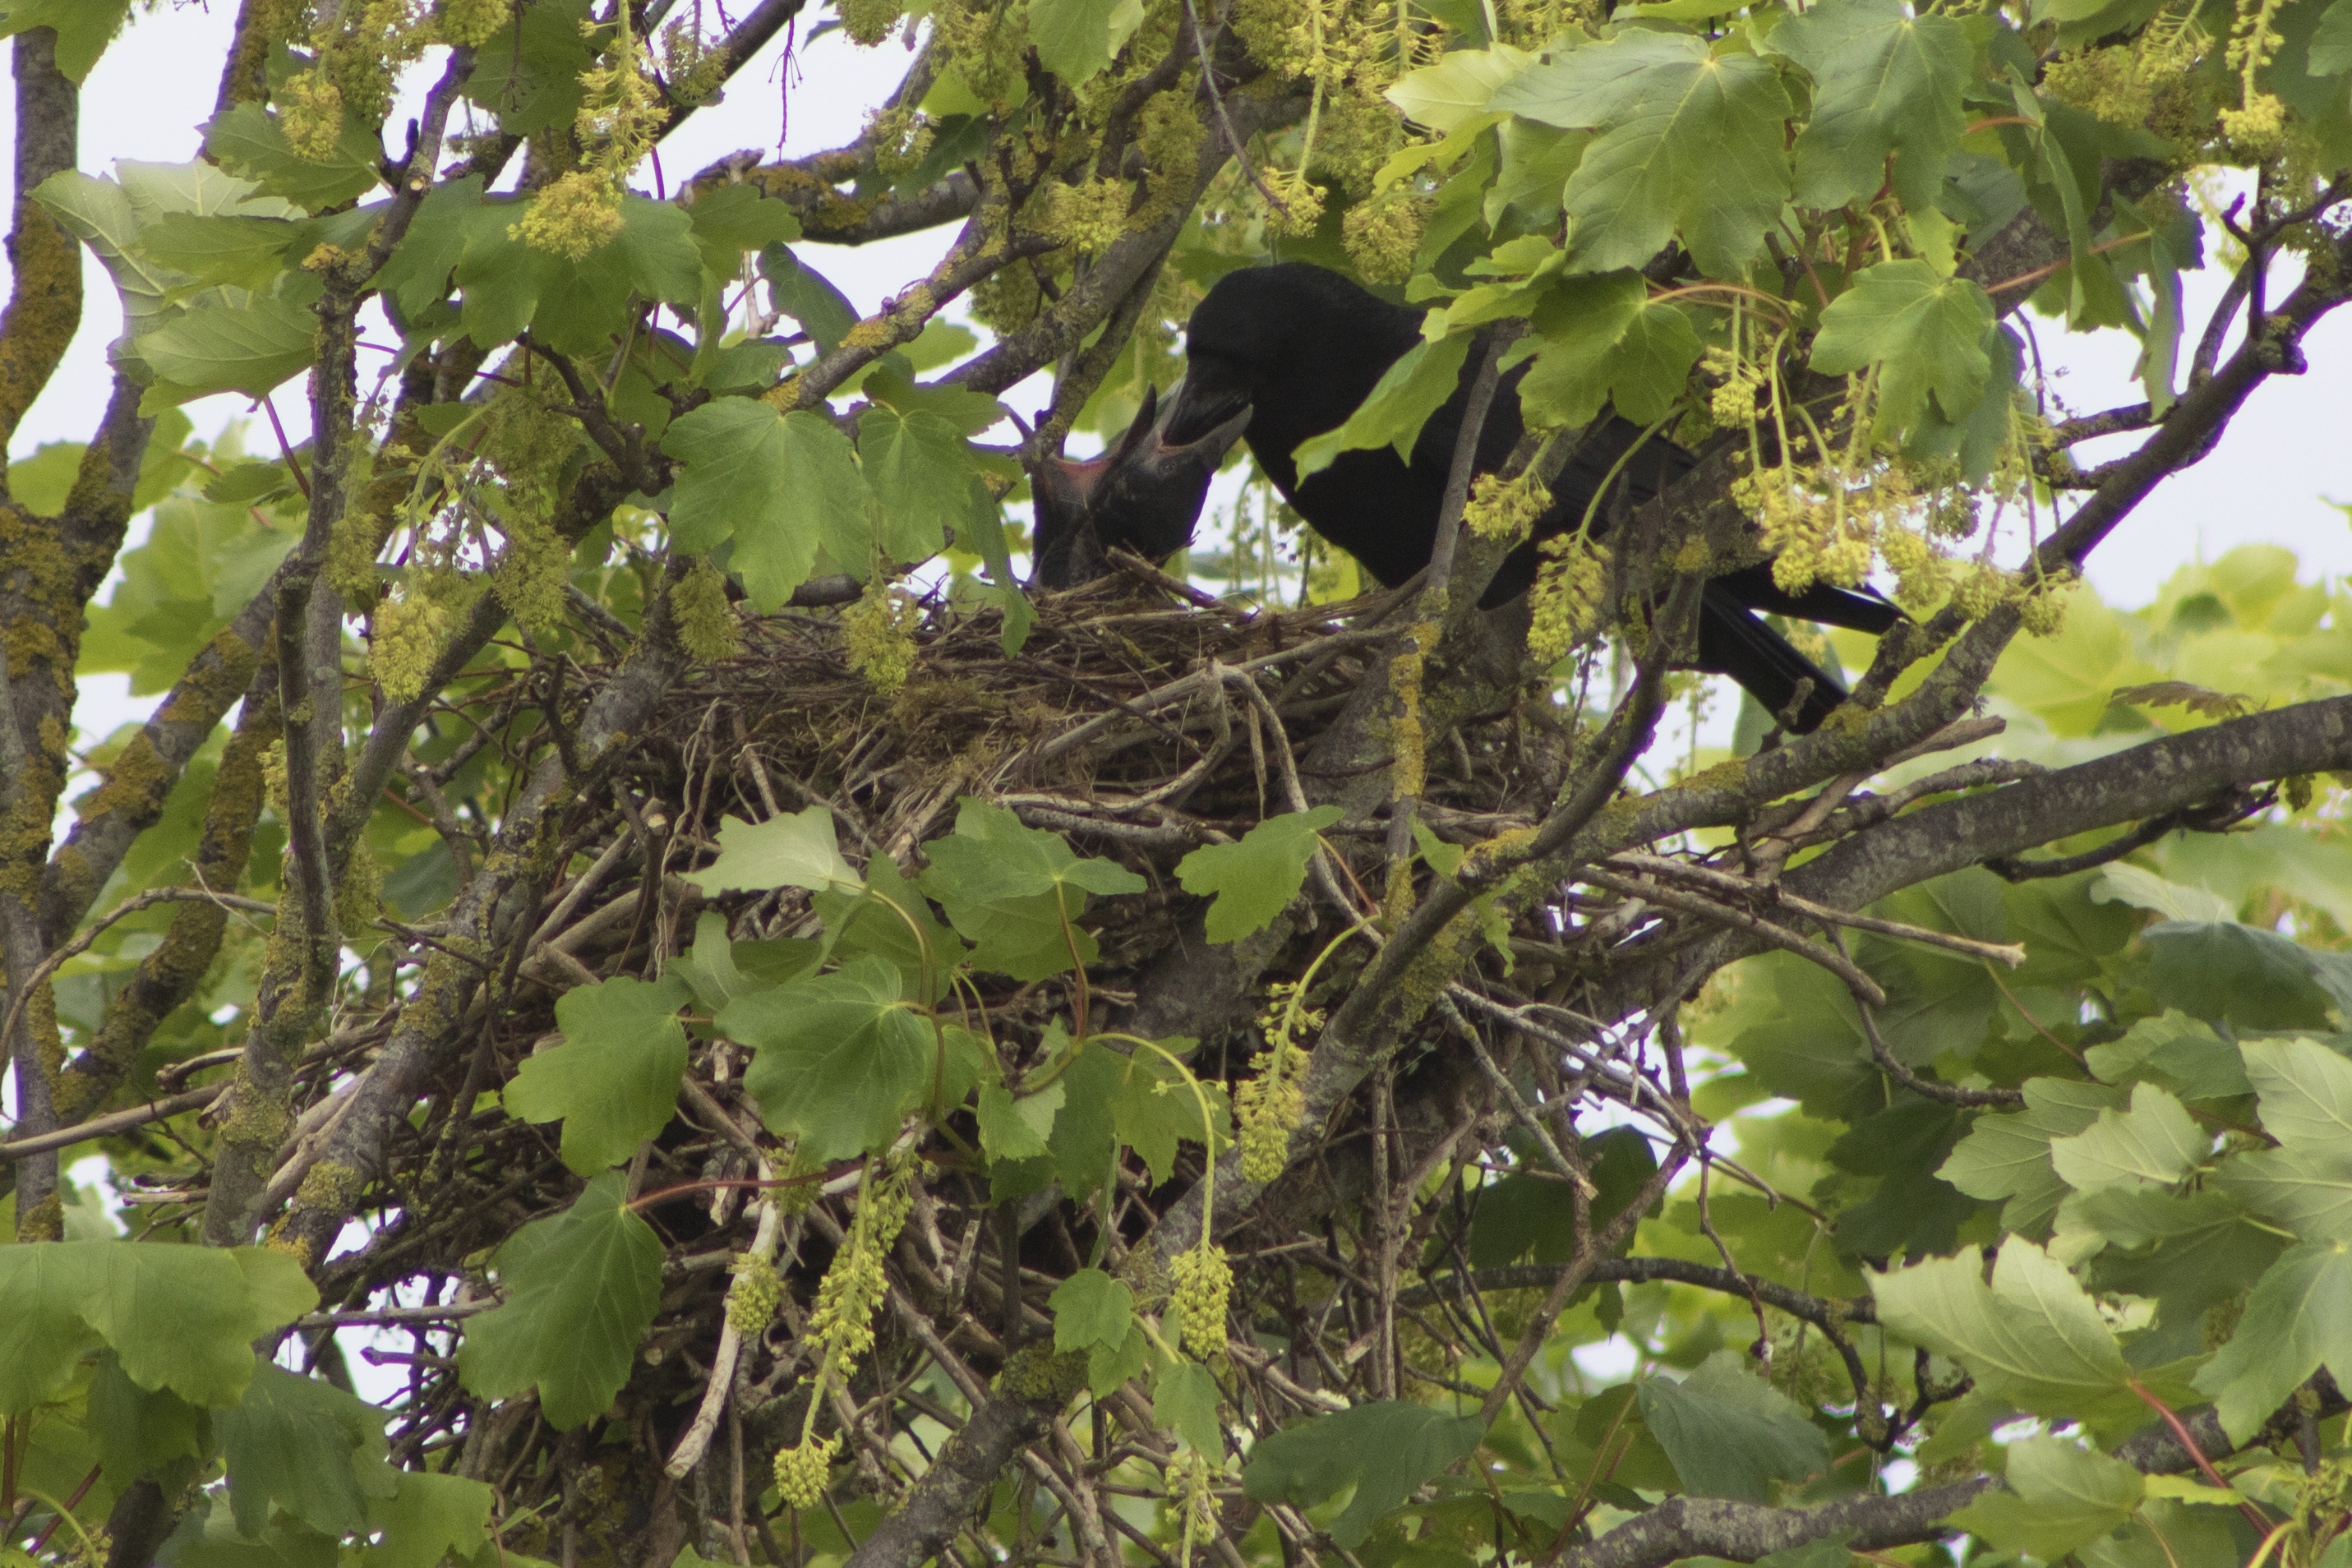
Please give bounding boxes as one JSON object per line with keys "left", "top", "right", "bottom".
{"left": 7, "top": 2, "right": 2351, "bottom": 728}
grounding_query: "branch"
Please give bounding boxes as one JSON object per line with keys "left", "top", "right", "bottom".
{"left": 948, "top": 85, "right": 1307, "bottom": 396}
{"left": 2042, "top": 228, "right": 2350, "bottom": 568}
{"left": 838, "top": 1370, "right": 1073, "bottom": 1568}
{"left": 278, "top": 577, "right": 698, "bottom": 1262}
{"left": 1791, "top": 694, "right": 2352, "bottom": 915}
{"left": 0, "top": 1084, "right": 227, "bottom": 1163}
{"left": 0, "top": 20, "right": 81, "bottom": 458}
{"left": 1551, "top": 1382, "right": 2349, "bottom": 1568}
{"left": 1397, "top": 1259, "right": 1878, "bottom": 1329}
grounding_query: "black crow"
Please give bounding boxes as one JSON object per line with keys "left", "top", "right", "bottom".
{"left": 1028, "top": 384, "right": 1251, "bottom": 590}
{"left": 1145, "top": 261, "right": 1903, "bottom": 732}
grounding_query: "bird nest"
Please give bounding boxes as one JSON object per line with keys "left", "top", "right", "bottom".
{"left": 636, "top": 565, "right": 1417, "bottom": 874}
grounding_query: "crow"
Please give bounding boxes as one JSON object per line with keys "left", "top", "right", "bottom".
{"left": 1112, "top": 261, "right": 1903, "bottom": 732}
{"left": 1028, "top": 384, "right": 1251, "bottom": 591}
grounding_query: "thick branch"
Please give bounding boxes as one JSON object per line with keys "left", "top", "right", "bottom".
{"left": 1792, "top": 694, "right": 2352, "bottom": 913}
{"left": 0, "top": 21, "right": 80, "bottom": 459}
{"left": 1553, "top": 1383, "right": 2347, "bottom": 1568}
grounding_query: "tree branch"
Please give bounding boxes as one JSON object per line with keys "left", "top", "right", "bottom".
{"left": 1551, "top": 1382, "right": 2348, "bottom": 1568}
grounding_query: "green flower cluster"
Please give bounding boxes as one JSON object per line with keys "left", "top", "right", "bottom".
{"left": 1462, "top": 470, "right": 1551, "bottom": 542}
{"left": 1169, "top": 1242, "right": 1231, "bottom": 1358}
{"left": 725, "top": 1252, "right": 783, "bottom": 1336}
{"left": 1341, "top": 195, "right": 1426, "bottom": 284}
{"left": 1527, "top": 533, "right": 1610, "bottom": 668}
{"left": 675, "top": 561, "right": 744, "bottom": 664}
{"left": 843, "top": 580, "right": 922, "bottom": 694}
{"left": 1235, "top": 980, "right": 1319, "bottom": 1183}
{"left": 370, "top": 569, "right": 477, "bottom": 702}
{"left": 771, "top": 1433, "right": 839, "bottom": 1510}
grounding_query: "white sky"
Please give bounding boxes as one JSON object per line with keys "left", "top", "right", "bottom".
{"left": 8, "top": 2, "right": 2351, "bottom": 731}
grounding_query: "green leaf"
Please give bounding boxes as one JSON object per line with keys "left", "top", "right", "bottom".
{"left": 2193, "top": 1240, "right": 2352, "bottom": 1441}
{"left": 1514, "top": 271, "right": 1701, "bottom": 429}
{"left": 2139, "top": 920, "right": 2337, "bottom": 1031}
{"left": 662, "top": 401, "right": 871, "bottom": 610}
{"left": 1949, "top": 1435, "right": 2144, "bottom": 1559}
{"left": 364, "top": 1472, "right": 496, "bottom": 1568}
{"left": 376, "top": 176, "right": 491, "bottom": 322}
{"left": 761, "top": 246, "right": 860, "bottom": 357}
{"left": 2047, "top": 1081, "right": 2208, "bottom": 1192}
{"left": 1469, "top": 1127, "right": 1658, "bottom": 1266}
{"left": 2083, "top": 1188, "right": 2285, "bottom": 1327}
{"left": 921, "top": 799, "right": 1146, "bottom": 904}
{"left": 36, "top": 161, "right": 296, "bottom": 346}
{"left": 2215, "top": 1145, "right": 2352, "bottom": 1242}
{"left": 687, "top": 806, "right": 860, "bottom": 897}
{"left": 937, "top": 885, "right": 1098, "bottom": 980}
{"left": 1868, "top": 1240, "right": 2129, "bottom": 1416}
{"left": 505, "top": 973, "right": 693, "bottom": 1174}
{"left": 1175, "top": 807, "right": 1343, "bottom": 943}
{"left": 0, "top": 0, "right": 132, "bottom": 80}
{"left": 86, "top": 1353, "right": 205, "bottom": 1487}
{"left": 816, "top": 856, "right": 966, "bottom": 985}
{"left": 1050, "top": 1268, "right": 1136, "bottom": 1353}
{"left": 0, "top": 1241, "right": 316, "bottom": 1413}
{"left": 174, "top": 1503, "right": 342, "bottom": 1568}
{"left": 1770, "top": 0, "right": 1972, "bottom": 210}
{"left": 456, "top": 1174, "right": 664, "bottom": 1429}
{"left": 1029, "top": 0, "right": 1146, "bottom": 84}
{"left": 449, "top": 193, "right": 701, "bottom": 355}
{"left": 977, "top": 1079, "right": 1064, "bottom": 1163}
{"left": 1635, "top": 1349, "right": 1830, "bottom": 1501}
{"left": 1047, "top": 1041, "right": 1128, "bottom": 1200}
{"left": 2093, "top": 864, "right": 2235, "bottom": 923}
{"left": 1086, "top": 1319, "right": 1151, "bottom": 1396}
{"left": 1291, "top": 331, "right": 1471, "bottom": 482}
{"left": 1243, "top": 1401, "right": 1487, "bottom": 1548}
{"left": 686, "top": 185, "right": 802, "bottom": 278}
{"left": 1154, "top": 1358, "right": 1224, "bottom": 1453}
{"left": 723, "top": 957, "right": 935, "bottom": 1160}
{"left": 203, "top": 101, "right": 383, "bottom": 211}
{"left": 860, "top": 405, "right": 981, "bottom": 565}
{"left": 136, "top": 212, "right": 308, "bottom": 293}
{"left": 1490, "top": 30, "right": 1792, "bottom": 279}
{"left": 671, "top": 911, "right": 817, "bottom": 1012}
{"left": 1808, "top": 260, "right": 1995, "bottom": 439}
{"left": 1938, "top": 1077, "right": 2126, "bottom": 1235}
{"left": 1110, "top": 1044, "right": 1232, "bottom": 1186}
{"left": 2239, "top": 1035, "right": 2352, "bottom": 1152}
{"left": 463, "top": 0, "right": 597, "bottom": 134}
{"left": 1386, "top": 44, "right": 1536, "bottom": 132}
{"left": 2314, "top": 0, "right": 2352, "bottom": 73}
{"left": 216, "top": 1362, "right": 397, "bottom": 1538}
{"left": 135, "top": 291, "right": 319, "bottom": 405}
{"left": 2082, "top": 1010, "right": 2252, "bottom": 1101}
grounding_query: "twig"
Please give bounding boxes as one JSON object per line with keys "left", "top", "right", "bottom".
{"left": 1182, "top": 0, "right": 1287, "bottom": 215}
{"left": 0, "top": 1084, "right": 226, "bottom": 1162}
{"left": 0, "top": 888, "right": 277, "bottom": 1063}
{"left": 1579, "top": 867, "right": 1888, "bottom": 1004}
{"left": 1608, "top": 853, "right": 2026, "bottom": 966}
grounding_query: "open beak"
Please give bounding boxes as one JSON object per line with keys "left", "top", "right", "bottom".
{"left": 1083, "top": 378, "right": 1252, "bottom": 565}
{"left": 1028, "top": 379, "right": 1253, "bottom": 589}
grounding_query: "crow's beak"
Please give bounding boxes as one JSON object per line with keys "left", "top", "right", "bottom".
{"left": 1156, "top": 371, "right": 1253, "bottom": 452}
{"left": 1027, "top": 380, "right": 1254, "bottom": 588}
{"left": 1083, "top": 378, "right": 1252, "bottom": 565}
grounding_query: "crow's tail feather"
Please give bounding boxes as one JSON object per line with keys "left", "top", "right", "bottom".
{"left": 1695, "top": 587, "right": 1849, "bottom": 733}
{"left": 1713, "top": 562, "right": 1902, "bottom": 635}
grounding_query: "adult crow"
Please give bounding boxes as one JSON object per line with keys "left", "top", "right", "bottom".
{"left": 1128, "top": 261, "right": 1902, "bottom": 732}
